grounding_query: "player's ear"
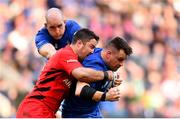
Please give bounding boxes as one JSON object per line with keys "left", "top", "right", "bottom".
{"left": 106, "top": 50, "right": 112, "bottom": 59}
{"left": 77, "top": 39, "right": 83, "bottom": 47}
{"left": 77, "top": 39, "right": 82, "bottom": 44}
{"left": 107, "top": 50, "right": 112, "bottom": 55}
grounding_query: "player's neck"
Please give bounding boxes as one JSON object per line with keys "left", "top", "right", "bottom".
{"left": 70, "top": 44, "right": 78, "bottom": 55}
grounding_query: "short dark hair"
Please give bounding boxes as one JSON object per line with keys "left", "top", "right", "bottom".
{"left": 105, "top": 36, "right": 133, "bottom": 56}
{"left": 72, "top": 28, "right": 99, "bottom": 44}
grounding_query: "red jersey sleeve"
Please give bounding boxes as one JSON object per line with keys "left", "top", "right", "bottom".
{"left": 62, "top": 57, "right": 82, "bottom": 75}
{"left": 56, "top": 46, "right": 82, "bottom": 75}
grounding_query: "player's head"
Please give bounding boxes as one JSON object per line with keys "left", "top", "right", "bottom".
{"left": 103, "top": 37, "right": 133, "bottom": 71}
{"left": 45, "top": 7, "right": 65, "bottom": 40}
{"left": 71, "top": 28, "right": 99, "bottom": 61}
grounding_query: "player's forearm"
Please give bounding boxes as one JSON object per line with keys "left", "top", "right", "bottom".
{"left": 39, "top": 44, "right": 56, "bottom": 59}
{"left": 78, "top": 68, "right": 104, "bottom": 82}
{"left": 76, "top": 82, "right": 104, "bottom": 102}
{"left": 92, "top": 88, "right": 121, "bottom": 102}
{"left": 92, "top": 91, "right": 104, "bottom": 102}
{"left": 76, "top": 83, "right": 120, "bottom": 102}
{"left": 39, "top": 51, "right": 55, "bottom": 59}
{"left": 72, "top": 67, "right": 108, "bottom": 83}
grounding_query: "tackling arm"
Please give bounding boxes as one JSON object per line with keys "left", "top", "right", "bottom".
{"left": 38, "top": 43, "right": 56, "bottom": 59}
{"left": 71, "top": 67, "right": 113, "bottom": 83}
{"left": 75, "top": 81, "right": 120, "bottom": 102}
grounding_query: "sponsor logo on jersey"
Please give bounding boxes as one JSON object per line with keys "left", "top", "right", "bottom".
{"left": 63, "top": 79, "right": 72, "bottom": 88}
{"left": 66, "top": 59, "right": 78, "bottom": 63}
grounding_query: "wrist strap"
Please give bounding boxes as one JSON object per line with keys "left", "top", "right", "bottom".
{"left": 103, "top": 71, "right": 109, "bottom": 80}
{"left": 100, "top": 92, "right": 106, "bottom": 101}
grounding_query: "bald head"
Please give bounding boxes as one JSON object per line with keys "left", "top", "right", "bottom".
{"left": 45, "top": 8, "right": 63, "bottom": 23}
{"left": 45, "top": 8, "right": 66, "bottom": 40}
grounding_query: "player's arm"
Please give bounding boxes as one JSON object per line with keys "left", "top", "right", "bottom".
{"left": 38, "top": 43, "right": 56, "bottom": 59}
{"left": 71, "top": 67, "right": 113, "bottom": 83}
{"left": 75, "top": 81, "right": 120, "bottom": 102}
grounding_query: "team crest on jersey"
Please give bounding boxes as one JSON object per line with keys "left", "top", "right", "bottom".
{"left": 66, "top": 59, "right": 78, "bottom": 63}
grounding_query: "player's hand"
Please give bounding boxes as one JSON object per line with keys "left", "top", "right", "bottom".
{"left": 112, "top": 71, "right": 121, "bottom": 87}
{"left": 106, "top": 71, "right": 114, "bottom": 80}
{"left": 113, "top": 79, "right": 122, "bottom": 87}
{"left": 106, "top": 71, "right": 120, "bottom": 81}
{"left": 105, "top": 87, "right": 120, "bottom": 101}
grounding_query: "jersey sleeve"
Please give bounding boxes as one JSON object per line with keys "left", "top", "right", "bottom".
{"left": 67, "top": 61, "right": 82, "bottom": 75}
{"left": 57, "top": 50, "right": 82, "bottom": 75}
{"left": 35, "top": 28, "right": 51, "bottom": 50}
{"left": 63, "top": 57, "right": 82, "bottom": 75}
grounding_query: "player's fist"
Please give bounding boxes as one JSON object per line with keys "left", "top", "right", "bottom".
{"left": 113, "top": 79, "right": 122, "bottom": 87}
{"left": 105, "top": 71, "right": 114, "bottom": 80}
{"left": 105, "top": 87, "right": 120, "bottom": 101}
{"left": 113, "top": 71, "right": 122, "bottom": 87}
{"left": 106, "top": 71, "right": 120, "bottom": 81}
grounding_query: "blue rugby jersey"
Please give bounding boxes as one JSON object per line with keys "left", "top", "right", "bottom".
{"left": 35, "top": 20, "right": 81, "bottom": 50}
{"left": 61, "top": 48, "right": 111, "bottom": 118}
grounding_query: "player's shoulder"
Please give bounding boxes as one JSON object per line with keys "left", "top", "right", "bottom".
{"left": 35, "top": 27, "right": 51, "bottom": 43}
{"left": 36, "top": 27, "right": 49, "bottom": 37}
{"left": 85, "top": 48, "right": 103, "bottom": 61}
{"left": 64, "top": 20, "right": 81, "bottom": 38}
{"left": 83, "top": 48, "right": 104, "bottom": 68}
{"left": 38, "top": 27, "right": 48, "bottom": 33}
{"left": 65, "top": 20, "right": 79, "bottom": 26}
{"left": 94, "top": 48, "right": 103, "bottom": 53}
{"left": 56, "top": 46, "right": 76, "bottom": 57}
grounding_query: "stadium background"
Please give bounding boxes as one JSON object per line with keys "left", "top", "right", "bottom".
{"left": 0, "top": 0, "right": 180, "bottom": 117}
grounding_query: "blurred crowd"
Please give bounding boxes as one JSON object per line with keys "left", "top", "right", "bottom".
{"left": 0, "top": 0, "right": 180, "bottom": 118}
